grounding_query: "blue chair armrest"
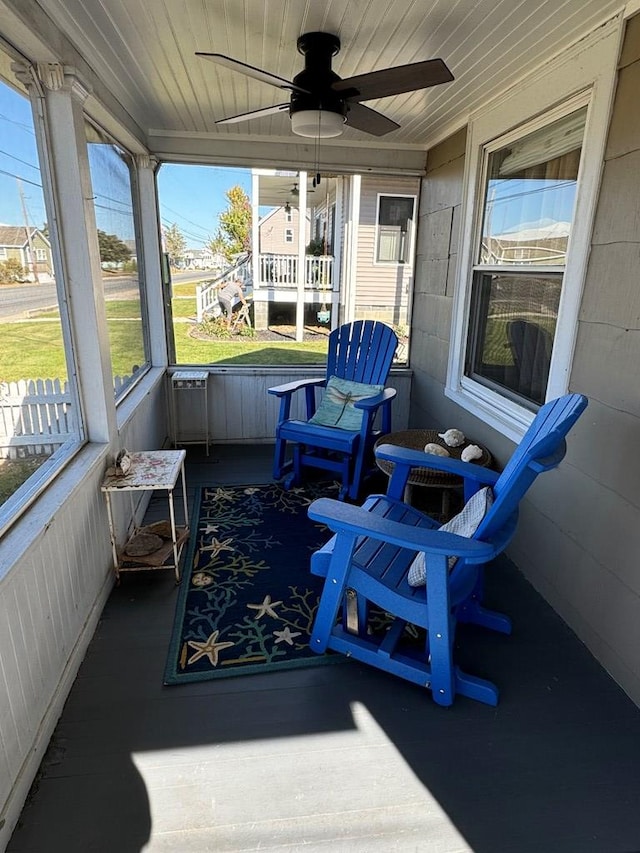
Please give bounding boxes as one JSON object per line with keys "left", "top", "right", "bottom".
{"left": 268, "top": 377, "right": 326, "bottom": 397}
{"left": 375, "top": 443, "right": 500, "bottom": 484}
{"left": 353, "top": 387, "right": 397, "bottom": 411}
{"left": 308, "top": 498, "right": 495, "bottom": 564}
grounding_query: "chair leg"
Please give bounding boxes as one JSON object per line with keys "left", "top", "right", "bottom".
{"left": 273, "top": 435, "right": 290, "bottom": 480}
{"left": 425, "top": 555, "right": 455, "bottom": 706}
{"left": 347, "top": 448, "right": 365, "bottom": 501}
{"left": 310, "top": 535, "right": 359, "bottom": 653}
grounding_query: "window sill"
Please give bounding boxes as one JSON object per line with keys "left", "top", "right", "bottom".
{"left": 445, "top": 378, "right": 535, "bottom": 444}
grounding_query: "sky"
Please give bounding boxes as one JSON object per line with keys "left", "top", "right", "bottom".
{"left": 156, "top": 164, "right": 252, "bottom": 249}
{"left": 0, "top": 80, "right": 253, "bottom": 248}
{"left": 0, "top": 83, "right": 48, "bottom": 230}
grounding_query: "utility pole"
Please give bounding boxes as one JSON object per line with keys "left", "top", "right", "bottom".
{"left": 17, "top": 178, "right": 40, "bottom": 284}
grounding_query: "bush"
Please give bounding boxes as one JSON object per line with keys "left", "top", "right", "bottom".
{"left": 0, "top": 258, "right": 27, "bottom": 284}
{"left": 198, "top": 315, "right": 232, "bottom": 339}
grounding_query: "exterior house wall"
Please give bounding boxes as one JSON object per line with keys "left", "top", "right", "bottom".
{"left": 508, "top": 13, "right": 640, "bottom": 706}
{"left": 0, "top": 228, "right": 52, "bottom": 278}
{"left": 259, "top": 206, "right": 309, "bottom": 254}
{"left": 353, "top": 174, "right": 420, "bottom": 327}
{"left": 410, "top": 15, "right": 640, "bottom": 707}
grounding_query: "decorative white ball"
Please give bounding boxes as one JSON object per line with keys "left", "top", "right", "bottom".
{"left": 424, "top": 442, "right": 450, "bottom": 457}
{"left": 461, "top": 444, "right": 483, "bottom": 462}
{"left": 438, "top": 428, "right": 466, "bottom": 447}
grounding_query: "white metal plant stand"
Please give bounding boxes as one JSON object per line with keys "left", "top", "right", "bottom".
{"left": 101, "top": 449, "right": 189, "bottom": 582}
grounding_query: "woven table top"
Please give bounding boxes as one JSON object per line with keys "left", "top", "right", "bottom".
{"left": 374, "top": 429, "right": 493, "bottom": 488}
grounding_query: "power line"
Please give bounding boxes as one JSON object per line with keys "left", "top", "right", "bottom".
{"left": 161, "top": 218, "right": 210, "bottom": 246}
{"left": 0, "top": 148, "right": 40, "bottom": 171}
{"left": 0, "top": 168, "right": 42, "bottom": 189}
{"left": 0, "top": 112, "right": 35, "bottom": 134}
{"left": 160, "top": 203, "right": 211, "bottom": 237}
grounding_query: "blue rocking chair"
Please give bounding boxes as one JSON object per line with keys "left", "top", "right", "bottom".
{"left": 268, "top": 321, "right": 398, "bottom": 500}
{"left": 307, "top": 393, "right": 588, "bottom": 706}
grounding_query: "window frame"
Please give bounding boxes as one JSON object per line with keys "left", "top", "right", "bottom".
{"left": 284, "top": 227, "right": 294, "bottom": 243}
{"left": 0, "top": 67, "right": 86, "bottom": 537}
{"left": 446, "top": 19, "right": 621, "bottom": 440}
{"left": 374, "top": 192, "right": 416, "bottom": 266}
{"left": 84, "top": 117, "right": 152, "bottom": 401}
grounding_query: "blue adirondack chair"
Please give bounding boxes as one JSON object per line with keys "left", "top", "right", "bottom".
{"left": 307, "top": 393, "right": 588, "bottom": 706}
{"left": 268, "top": 321, "right": 398, "bottom": 500}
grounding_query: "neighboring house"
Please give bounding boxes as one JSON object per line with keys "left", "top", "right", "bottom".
{"left": 183, "top": 247, "right": 226, "bottom": 270}
{"left": 258, "top": 204, "right": 310, "bottom": 254}
{"left": 0, "top": 225, "right": 53, "bottom": 280}
{"left": 252, "top": 174, "right": 418, "bottom": 331}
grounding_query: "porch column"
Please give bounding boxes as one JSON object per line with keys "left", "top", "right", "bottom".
{"left": 342, "top": 174, "right": 361, "bottom": 324}
{"left": 16, "top": 62, "right": 116, "bottom": 445}
{"left": 135, "top": 155, "right": 169, "bottom": 366}
{"left": 251, "top": 171, "right": 267, "bottom": 329}
{"left": 296, "top": 171, "right": 307, "bottom": 342}
{"left": 332, "top": 179, "right": 344, "bottom": 330}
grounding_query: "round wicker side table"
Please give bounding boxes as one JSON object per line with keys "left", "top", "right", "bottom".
{"left": 374, "top": 429, "right": 493, "bottom": 517}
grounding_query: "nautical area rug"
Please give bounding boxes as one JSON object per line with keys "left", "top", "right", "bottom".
{"left": 164, "top": 481, "right": 342, "bottom": 685}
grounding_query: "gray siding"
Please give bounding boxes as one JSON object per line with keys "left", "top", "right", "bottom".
{"left": 410, "top": 14, "right": 640, "bottom": 707}
{"left": 354, "top": 175, "right": 420, "bottom": 325}
{"left": 259, "top": 207, "right": 309, "bottom": 255}
{"left": 510, "top": 13, "right": 640, "bottom": 706}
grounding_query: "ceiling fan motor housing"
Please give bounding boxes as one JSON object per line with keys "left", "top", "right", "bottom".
{"left": 290, "top": 32, "right": 347, "bottom": 134}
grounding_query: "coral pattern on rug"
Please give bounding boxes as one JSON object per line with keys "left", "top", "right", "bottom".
{"left": 164, "top": 482, "right": 341, "bottom": 684}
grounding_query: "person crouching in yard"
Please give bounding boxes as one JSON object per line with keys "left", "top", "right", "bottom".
{"left": 218, "top": 278, "right": 247, "bottom": 328}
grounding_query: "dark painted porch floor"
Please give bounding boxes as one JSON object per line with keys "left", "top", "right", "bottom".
{"left": 8, "top": 445, "right": 640, "bottom": 853}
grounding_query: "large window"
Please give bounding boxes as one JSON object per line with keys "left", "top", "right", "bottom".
{"left": 446, "top": 20, "right": 619, "bottom": 438}
{"left": 0, "top": 74, "right": 83, "bottom": 528}
{"left": 375, "top": 194, "right": 415, "bottom": 264}
{"left": 85, "top": 121, "right": 149, "bottom": 396}
{"left": 466, "top": 107, "right": 586, "bottom": 408}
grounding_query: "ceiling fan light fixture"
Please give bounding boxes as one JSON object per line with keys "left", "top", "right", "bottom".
{"left": 291, "top": 109, "right": 345, "bottom": 138}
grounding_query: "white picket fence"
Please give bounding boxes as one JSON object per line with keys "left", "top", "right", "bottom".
{"left": 0, "top": 379, "right": 72, "bottom": 457}
{"left": 0, "top": 375, "right": 130, "bottom": 458}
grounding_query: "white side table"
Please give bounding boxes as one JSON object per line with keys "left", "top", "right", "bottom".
{"left": 101, "top": 450, "right": 189, "bottom": 582}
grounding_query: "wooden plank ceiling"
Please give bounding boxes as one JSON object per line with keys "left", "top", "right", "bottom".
{"left": 23, "top": 0, "right": 626, "bottom": 171}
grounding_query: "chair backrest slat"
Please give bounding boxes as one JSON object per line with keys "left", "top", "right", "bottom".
{"left": 327, "top": 321, "right": 398, "bottom": 385}
{"left": 476, "top": 394, "right": 587, "bottom": 540}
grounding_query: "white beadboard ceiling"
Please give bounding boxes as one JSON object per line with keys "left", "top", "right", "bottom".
{"left": 5, "top": 0, "right": 628, "bottom": 172}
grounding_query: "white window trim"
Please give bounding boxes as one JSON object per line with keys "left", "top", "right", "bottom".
{"left": 284, "top": 227, "right": 294, "bottom": 243}
{"left": 374, "top": 192, "right": 416, "bottom": 267}
{"left": 446, "top": 16, "right": 622, "bottom": 441}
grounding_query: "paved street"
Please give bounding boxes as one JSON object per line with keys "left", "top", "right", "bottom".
{"left": 0, "top": 271, "right": 206, "bottom": 320}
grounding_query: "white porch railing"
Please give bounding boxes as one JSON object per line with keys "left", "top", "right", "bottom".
{"left": 257, "top": 253, "right": 333, "bottom": 289}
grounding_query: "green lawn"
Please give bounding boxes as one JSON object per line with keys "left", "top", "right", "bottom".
{"left": 0, "top": 296, "right": 328, "bottom": 382}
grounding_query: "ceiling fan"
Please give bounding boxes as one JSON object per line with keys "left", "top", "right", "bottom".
{"left": 197, "top": 31, "right": 454, "bottom": 138}
{"left": 280, "top": 182, "right": 315, "bottom": 197}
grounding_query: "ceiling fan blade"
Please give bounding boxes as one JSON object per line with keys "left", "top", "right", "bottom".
{"left": 215, "top": 103, "right": 289, "bottom": 125}
{"left": 345, "top": 102, "right": 399, "bottom": 136}
{"left": 333, "top": 58, "right": 454, "bottom": 102}
{"left": 196, "top": 53, "right": 310, "bottom": 93}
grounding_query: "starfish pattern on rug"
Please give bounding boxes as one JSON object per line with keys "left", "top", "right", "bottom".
{"left": 164, "top": 482, "right": 347, "bottom": 685}
{"left": 247, "top": 594, "right": 282, "bottom": 619}
{"left": 187, "top": 630, "right": 235, "bottom": 666}
{"left": 273, "top": 627, "right": 301, "bottom": 645}
{"left": 200, "top": 536, "right": 235, "bottom": 558}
